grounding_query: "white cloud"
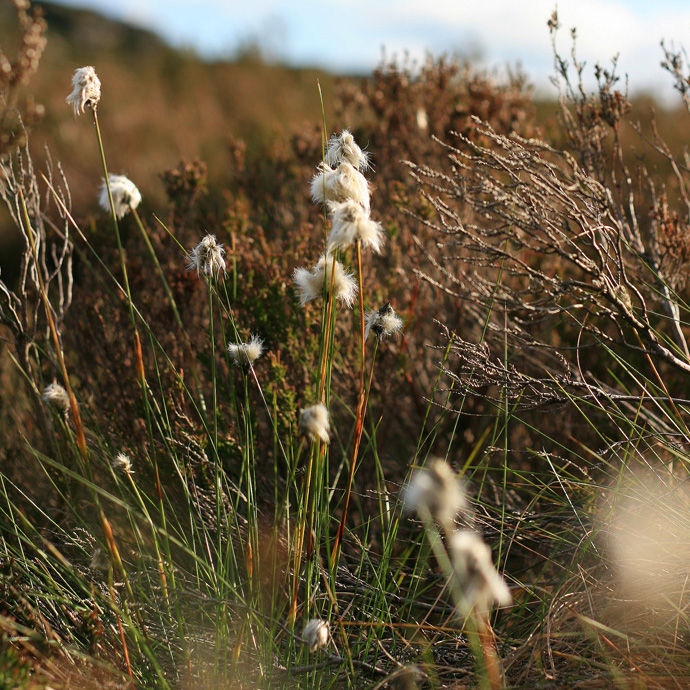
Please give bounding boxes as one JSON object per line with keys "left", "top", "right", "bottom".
{"left": 336, "top": 0, "right": 690, "bottom": 92}
{"left": 54, "top": 0, "right": 690, "bottom": 98}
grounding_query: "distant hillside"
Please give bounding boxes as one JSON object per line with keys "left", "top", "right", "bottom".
{"left": 1, "top": 1, "right": 337, "bottom": 213}
{"left": 32, "top": 1, "right": 170, "bottom": 57}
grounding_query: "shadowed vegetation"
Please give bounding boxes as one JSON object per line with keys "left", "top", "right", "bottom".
{"left": 4, "top": 2, "right": 690, "bottom": 688}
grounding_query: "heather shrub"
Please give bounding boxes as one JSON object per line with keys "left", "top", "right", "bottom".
{"left": 4, "top": 5, "right": 690, "bottom": 688}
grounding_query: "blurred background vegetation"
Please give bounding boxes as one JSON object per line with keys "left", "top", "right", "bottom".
{"left": 2, "top": 1, "right": 686, "bottom": 279}
{"left": 0, "top": 0, "right": 338, "bottom": 278}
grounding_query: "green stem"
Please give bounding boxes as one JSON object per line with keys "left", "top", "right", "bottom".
{"left": 91, "top": 108, "right": 135, "bottom": 324}
{"left": 331, "top": 240, "right": 367, "bottom": 565}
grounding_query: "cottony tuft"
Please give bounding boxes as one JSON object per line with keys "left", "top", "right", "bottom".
{"left": 113, "top": 452, "right": 134, "bottom": 475}
{"left": 299, "top": 404, "right": 330, "bottom": 444}
{"left": 448, "top": 530, "right": 512, "bottom": 618}
{"left": 227, "top": 335, "right": 264, "bottom": 369}
{"left": 42, "top": 383, "right": 70, "bottom": 415}
{"left": 325, "top": 129, "right": 371, "bottom": 171}
{"left": 327, "top": 200, "right": 384, "bottom": 254}
{"left": 310, "top": 161, "right": 370, "bottom": 211}
{"left": 365, "top": 302, "right": 403, "bottom": 341}
{"left": 187, "top": 234, "right": 226, "bottom": 279}
{"left": 66, "top": 66, "right": 101, "bottom": 115}
{"left": 402, "top": 457, "right": 468, "bottom": 529}
{"left": 99, "top": 174, "right": 142, "bottom": 219}
{"left": 302, "top": 618, "right": 329, "bottom": 653}
{"left": 293, "top": 254, "right": 358, "bottom": 307}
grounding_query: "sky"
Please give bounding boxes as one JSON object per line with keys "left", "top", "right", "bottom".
{"left": 52, "top": 0, "right": 690, "bottom": 101}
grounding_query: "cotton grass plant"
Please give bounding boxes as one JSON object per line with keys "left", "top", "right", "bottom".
{"left": 7, "top": 17, "right": 690, "bottom": 690}
{"left": 0, "top": 80, "right": 500, "bottom": 686}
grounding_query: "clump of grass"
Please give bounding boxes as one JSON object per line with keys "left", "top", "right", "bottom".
{"left": 6, "top": 4, "right": 690, "bottom": 688}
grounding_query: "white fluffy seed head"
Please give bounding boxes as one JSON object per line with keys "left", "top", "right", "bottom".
{"left": 227, "top": 334, "right": 264, "bottom": 369}
{"left": 310, "top": 161, "right": 370, "bottom": 211}
{"left": 448, "top": 530, "right": 512, "bottom": 618}
{"left": 365, "top": 302, "right": 403, "bottom": 341}
{"left": 402, "top": 458, "right": 468, "bottom": 529}
{"left": 303, "top": 618, "right": 329, "bottom": 653}
{"left": 299, "top": 404, "right": 330, "bottom": 444}
{"left": 325, "top": 129, "right": 371, "bottom": 172}
{"left": 113, "top": 452, "right": 134, "bottom": 475}
{"left": 293, "top": 254, "right": 358, "bottom": 308}
{"left": 42, "top": 383, "right": 70, "bottom": 415}
{"left": 327, "top": 200, "right": 384, "bottom": 254}
{"left": 187, "top": 234, "right": 226, "bottom": 279}
{"left": 66, "top": 66, "right": 101, "bottom": 115}
{"left": 99, "top": 174, "right": 142, "bottom": 219}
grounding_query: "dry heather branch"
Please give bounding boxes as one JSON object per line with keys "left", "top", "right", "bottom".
{"left": 407, "top": 116, "right": 690, "bottom": 413}
{"left": 661, "top": 40, "right": 690, "bottom": 118}
{"left": 0, "top": 142, "right": 74, "bottom": 379}
{"left": 0, "top": 0, "right": 47, "bottom": 156}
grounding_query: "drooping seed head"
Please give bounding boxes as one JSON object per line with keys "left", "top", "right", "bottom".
{"left": 448, "top": 530, "right": 512, "bottom": 618}
{"left": 227, "top": 334, "right": 264, "bottom": 369}
{"left": 325, "top": 129, "right": 371, "bottom": 172}
{"left": 113, "top": 452, "right": 134, "bottom": 475}
{"left": 310, "top": 161, "right": 370, "bottom": 211}
{"left": 327, "top": 199, "right": 384, "bottom": 254}
{"left": 365, "top": 302, "right": 403, "bottom": 341}
{"left": 99, "top": 174, "right": 142, "bottom": 219}
{"left": 402, "top": 457, "right": 468, "bottom": 529}
{"left": 42, "top": 383, "right": 71, "bottom": 416}
{"left": 66, "top": 66, "right": 101, "bottom": 115}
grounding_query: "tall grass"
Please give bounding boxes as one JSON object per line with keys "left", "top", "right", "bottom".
{"left": 4, "top": 6, "right": 690, "bottom": 689}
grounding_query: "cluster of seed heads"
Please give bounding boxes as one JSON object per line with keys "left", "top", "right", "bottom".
{"left": 403, "top": 458, "right": 511, "bottom": 619}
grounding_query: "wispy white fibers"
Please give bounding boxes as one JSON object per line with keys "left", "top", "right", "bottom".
{"left": 113, "top": 452, "right": 134, "bottom": 476}
{"left": 99, "top": 174, "right": 142, "bottom": 219}
{"left": 303, "top": 619, "right": 329, "bottom": 653}
{"left": 187, "top": 234, "right": 226, "bottom": 279}
{"left": 227, "top": 334, "right": 265, "bottom": 369}
{"left": 43, "top": 383, "right": 70, "bottom": 416}
{"left": 327, "top": 200, "right": 384, "bottom": 253}
{"left": 310, "top": 161, "right": 370, "bottom": 211}
{"left": 365, "top": 302, "right": 403, "bottom": 341}
{"left": 325, "top": 129, "right": 371, "bottom": 172}
{"left": 402, "top": 457, "right": 468, "bottom": 529}
{"left": 66, "top": 66, "right": 101, "bottom": 115}
{"left": 448, "top": 530, "right": 512, "bottom": 617}
{"left": 293, "top": 254, "right": 358, "bottom": 307}
{"left": 299, "top": 404, "right": 330, "bottom": 444}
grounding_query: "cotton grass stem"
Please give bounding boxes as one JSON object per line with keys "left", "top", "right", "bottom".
{"left": 289, "top": 440, "right": 321, "bottom": 624}
{"left": 332, "top": 239, "right": 367, "bottom": 563}
{"left": 417, "top": 507, "right": 501, "bottom": 690}
{"left": 21, "top": 187, "right": 147, "bottom": 645}
{"left": 132, "top": 209, "right": 183, "bottom": 336}
{"left": 91, "top": 109, "right": 135, "bottom": 323}
{"left": 91, "top": 110, "right": 156, "bottom": 470}
{"left": 109, "top": 569, "right": 134, "bottom": 681}
{"left": 315, "top": 83, "right": 336, "bottom": 404}
{"left": 318, "top": 254, "right": 339, "bottom": 402}
{"left": 207, "top": 278, "right": 220, "bottom": 452}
